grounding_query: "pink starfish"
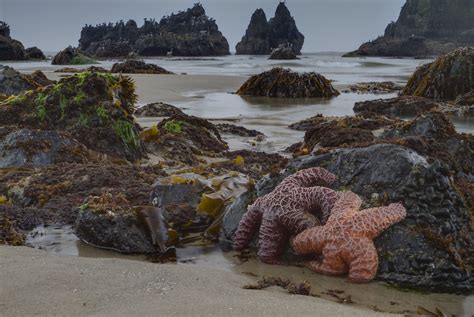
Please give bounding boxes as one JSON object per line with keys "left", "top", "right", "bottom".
{"left": 291, "top": 191, "right": 406, "bottom": 283}
{"left": 233, "top": 167, "right": 340, "bottom": 264}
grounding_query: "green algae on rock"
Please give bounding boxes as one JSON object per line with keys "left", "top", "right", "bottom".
{"left": 402, "top": 47, "right": 474, "bottom": 101}
{"left": 0, "top": 71, "right": 145, "bottom": 161}
{"left": 111, "top": 60, "right": 173, "bottom": 74}
{"left": 236, "top": 67, "right": 339, "bottom": 98}
{"left": 52, "top": 46, "right": 96, "bottom": 65}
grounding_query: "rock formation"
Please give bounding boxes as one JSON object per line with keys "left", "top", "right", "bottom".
{"left": 51, "top": 46, "right": 95, "bottom": 65}
{"left": 111, "top": 60, "right": 173, "bottom": 74}
{"left": 269, "top": 45, "right": 298, "bottom": 60}
{"left": 0, "top": 21, "right": 26, "bottom": 61}
{"left": 25, "top": 47, "right": 46, "bottom": 60}
{"left": 237, "top": 68, "right": 339, "bottom": 98}
{"left": 236, "top": 3, "right": 304, "bottom": 55}
{"left": 0, "top": 66, "right": 52, "bottom": 95}
{"left": 345, "top": 0, "right": 474, "bottom": 57}
{"left": 78, "top": 4, "right": 230, "bottom": 57}
{"left": 402, "top": 47, "right": 474, "bottom": 101}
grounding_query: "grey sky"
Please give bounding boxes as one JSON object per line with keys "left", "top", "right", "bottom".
{"left": 0, "top": 0, "right": 405, "bottom": 53}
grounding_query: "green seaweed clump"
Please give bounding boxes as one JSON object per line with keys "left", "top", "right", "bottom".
{"left": 114, "top": 119, "right": 140, "bottom": 149}
{"left": 163, "top": 120, "right": 183, "bottom": 134}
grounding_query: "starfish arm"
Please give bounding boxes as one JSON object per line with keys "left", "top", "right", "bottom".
{"left": 347, "top": 239, "right": 379, "bottom": 283}
{"left": 291, "top": 226, "right": 325, "bottom": 255}
{"left": 327, "top": 191, "right": 362, "bottom": 222}
{"left": 279, "top": 167, "right": 336, "bottom": 189}
{"left": 233, "top": 203, "right": 263, "bottom": 250}
{"left": 353, "top": 203, "right": 407, "bottom": 239}
{"left": 304, "top": 244, "right": 347, "bottom": 276}
{"left": 300, "top": 187, "right": 340, "bottom": 224}
{"left": 257, "top": 213, "right": 289, "bottom": 264}
{"left": 278, "top": 207, "right": 320, "bottom": 235}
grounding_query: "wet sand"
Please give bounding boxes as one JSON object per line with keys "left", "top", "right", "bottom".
{"left": 0, "top": 246, "right": 389, "bottom": 316}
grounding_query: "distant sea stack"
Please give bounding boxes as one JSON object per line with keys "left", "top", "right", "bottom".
{"left": 236, "top": 2, "right": 304, "bottom": 55}
{"left": 78, "top": 3, "right": 230, "bottom": 57}
{"left": 345, "top": 0, "right": 474, "bottom": 57}
{"left": 0, "top": 21, "right": 26, "bottom": 60}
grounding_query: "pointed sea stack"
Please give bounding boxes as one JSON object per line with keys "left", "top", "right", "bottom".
{"left": 345, "top": 0, "right": 474, "bottom": 57}
{"left": 236, "top": 2, "right": 304, "bottom": 55}
{"left": 78, "top": 3, "right": 230, "bottom": 57}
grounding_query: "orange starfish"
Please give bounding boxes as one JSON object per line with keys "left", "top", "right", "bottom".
{"left": 291, "top": 191, "right": 406, "bottom": 283}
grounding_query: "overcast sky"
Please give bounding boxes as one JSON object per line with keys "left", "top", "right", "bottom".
{"left": 0, "top": 0, "right": 405, "bottom": 53}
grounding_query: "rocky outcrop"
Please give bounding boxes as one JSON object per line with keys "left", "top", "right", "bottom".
{"left": 0, "top": 71, "right": 146, "bottom": 161}
{"left": 344, "top": 82, "right": 403, "bottom": 95}
{"left": 78, "top": 4, "right": 229, "bottom": 57}
{"left": 237, "top": 68, "right": 339, "bottom": 98}
{"left": 346, "top": 0, "right": 474, "bottom": 57}
{"left": 402, "top": 47, "right": 474, "bottom": 101}
{"left": 25, "top": 47, "right": 46, "bottom": 60}
{"left": 0, "top": 66, "right": 52, "bottom": 96}
{"left": 236, "top": 3, "right": 304, "bottom": 55}
{"left": 353, "top": 96, "right": 444, "bottom": 117}
{"left": 134, "top": 102, "right": 184, "bottom": 117}
{"left": 0, "top": 22, "right": 26, "bottom": 61}
{"left": 268, "top": 45, "right": 298, "bottom": 60}
{"left": 52, "top": 46, "right": 95, "bottom": 65}
{"left": 111, "top": 60, "right": 173, "bottom": 74}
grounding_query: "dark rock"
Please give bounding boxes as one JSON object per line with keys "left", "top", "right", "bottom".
{"left": 236, "top": 3, "right": 304, "bottom": 55}
{"left": 79, "top": 4, "right": 230, "bottom": 57}
{"left": 402, "top": 47, "right": 474, "bottom": 101}
{"left": 268, "top": 45, "right": 298, "bottom": 60}
{"left": 111, "top": 60, "right": 173, "bottom": 74}
{"left": 0, "top": 21, "right": 26, "bottom": 61}
{"left": 25, "top": 47, "right": 46, "bottom": 60}
{"left": 54, "top": 66, "right": 109, "bottom": 73}
{"left": 256, "top": 144, "right": 472, "bottom": 293}
{"left": 353, "top": 96, "right": 444, "bottom": 117}
{"left": 0, "top": 66, "right": 53, "bottom": 96}
{"left": 345, "top": 82, "right": 404, "bottom": 94}
{"left": 52, "top": 46, "right": 95, "bottom": 65}
{"left": 216, "top": 123, "right": 264, "bottom": 137}
{"left": 135, "top": 102, "right": 184, "bottom": 117}
{"left": 237, "top": 67, "right": 339, "bottom": 98}
{"left": 455, "top": 90, "right": 474, "bottom": 106}
{"left": 0, "top": 72, "right": 146, "bottom": 161}
{"left": 345, "top": 0, "right": 474, "bottom": 57}
{"left": 0, "top": 129, "right": 98, "bottom": 168}
{"left": 74, "top": 193, "right": 159, "bottom": 254}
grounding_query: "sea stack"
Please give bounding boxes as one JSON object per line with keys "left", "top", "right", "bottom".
{"left": 236, "top": 2, "right": 304, "bottom": 55}
{"left": 78, "top": 3, "right": 230, "bottom": 57}
{"left": 0, "top": 21, "right": 26, "bottom": 61}
{"left": 345, "top": 0, "right": 474, "bottom": 57}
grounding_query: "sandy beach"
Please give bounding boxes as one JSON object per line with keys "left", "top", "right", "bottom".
{"left": 0, "top": 246, "right": 390, "bottom": 316}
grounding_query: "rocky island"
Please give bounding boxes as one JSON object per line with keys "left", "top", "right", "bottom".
{"left": 236, "top": 2, "right": 304, "bottom": 55}
{"left": 345, "top": 0, "right": 474, "bottom": 57}
{"left": 77, "top": 3, "right": 230, "bottom": 57}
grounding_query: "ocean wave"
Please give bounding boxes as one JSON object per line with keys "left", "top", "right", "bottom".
{"left": 313, "top": 60, "right": 362, "bottom": 68}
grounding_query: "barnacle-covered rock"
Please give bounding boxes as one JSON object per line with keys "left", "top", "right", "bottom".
{"left": 236, "top": 68, "right": 339, "bottom": 98}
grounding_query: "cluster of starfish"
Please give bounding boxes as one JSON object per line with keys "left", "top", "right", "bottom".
{"left": 233, "top": 167, "right": 406, "bottom": 283}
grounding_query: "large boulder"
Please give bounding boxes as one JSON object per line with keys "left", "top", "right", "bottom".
{"left": 345, "top": 0, "right": 474, "bottom": 57}
{"left": 268, "top": 45, "right": 298, "bottom": 60}
{"left": 353, "top": 96, "right": 444, "bottom": 117}
{"left": 0, "top": 22, "right": 26, "bottom": 61}
{"left": 51, "top": 46, "right": 95, "bottom": 65}
{"left": 0, "top": 71, "right": 146, "bottom": 161}
{"left": 236, "top": 3, "right": 304, "bottom": 55}
{"left": 0, "top": 129, "right": 98, "bottom": 168}
{"left": 111, "top": 60, "right": 173, "bottom": 74}
{"left": 0, "top": 66, "right": 52, "bottom": 96}
{"left": 25, "top": 47, "right": 46, "bottom": 60}
{"left": 79, "top": 4, "right": 230, "bottom": 57}
{"left": 223, "top": 144, "right": 472, "bottom": 293}
{"left": 402, "top": 47, "right": 474, "bottom": 101}
{"left": 236, "top": 67, "right": 339, "bottom": 98}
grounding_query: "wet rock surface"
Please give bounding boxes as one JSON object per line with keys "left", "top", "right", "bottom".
{"left": 52, "top": 46, "right": 94, "bottom": 65}
{"left": 345, "top": 0, "right": 474, "bottom": 57}
{"left": 237, "top": 67, "right": 339, "bottom": 98}
{"left": 344, "top": 82, "right": 403, "bottom": 94}
{"left": 402, "top": 47, "right": 474, "bottom": 101}
{"left": 25, "top": 47, "right": 46, "bottom": 60}
{"left": 236, "top": 3, "right": 304, "bottom": 55}
{"left": 353, "top": 96, "right": 446, "bottom": 117}
{"left": 0, "top": 22, "right": 26, "bottom": 61}
{"left": 111, "top": 60, "right": 173, "bottom": 74}
{"left": 54, "top": 66, "right": 109, "bottom": 73}
{"left": 216, "top": 123, "right": 264, "bottom": 138}
{"left": 135, "top": 102, "right": 185, "bottom": 117}
{"left": 79, "top": 4, "right": 229, "bottom": 57}
{"left": 0, "top": 66, "right": 51, "bottom": 95}
{"left": 0, "top": 71, "right": 146, "bottom": 161}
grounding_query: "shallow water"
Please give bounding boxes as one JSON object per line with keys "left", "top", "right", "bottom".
{"left": 26, "top": 224, "right": 473, "bottom": 316}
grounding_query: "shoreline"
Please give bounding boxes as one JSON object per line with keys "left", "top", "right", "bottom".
{"left": 0, "top": 246, "right": 389, "bottom": 316}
